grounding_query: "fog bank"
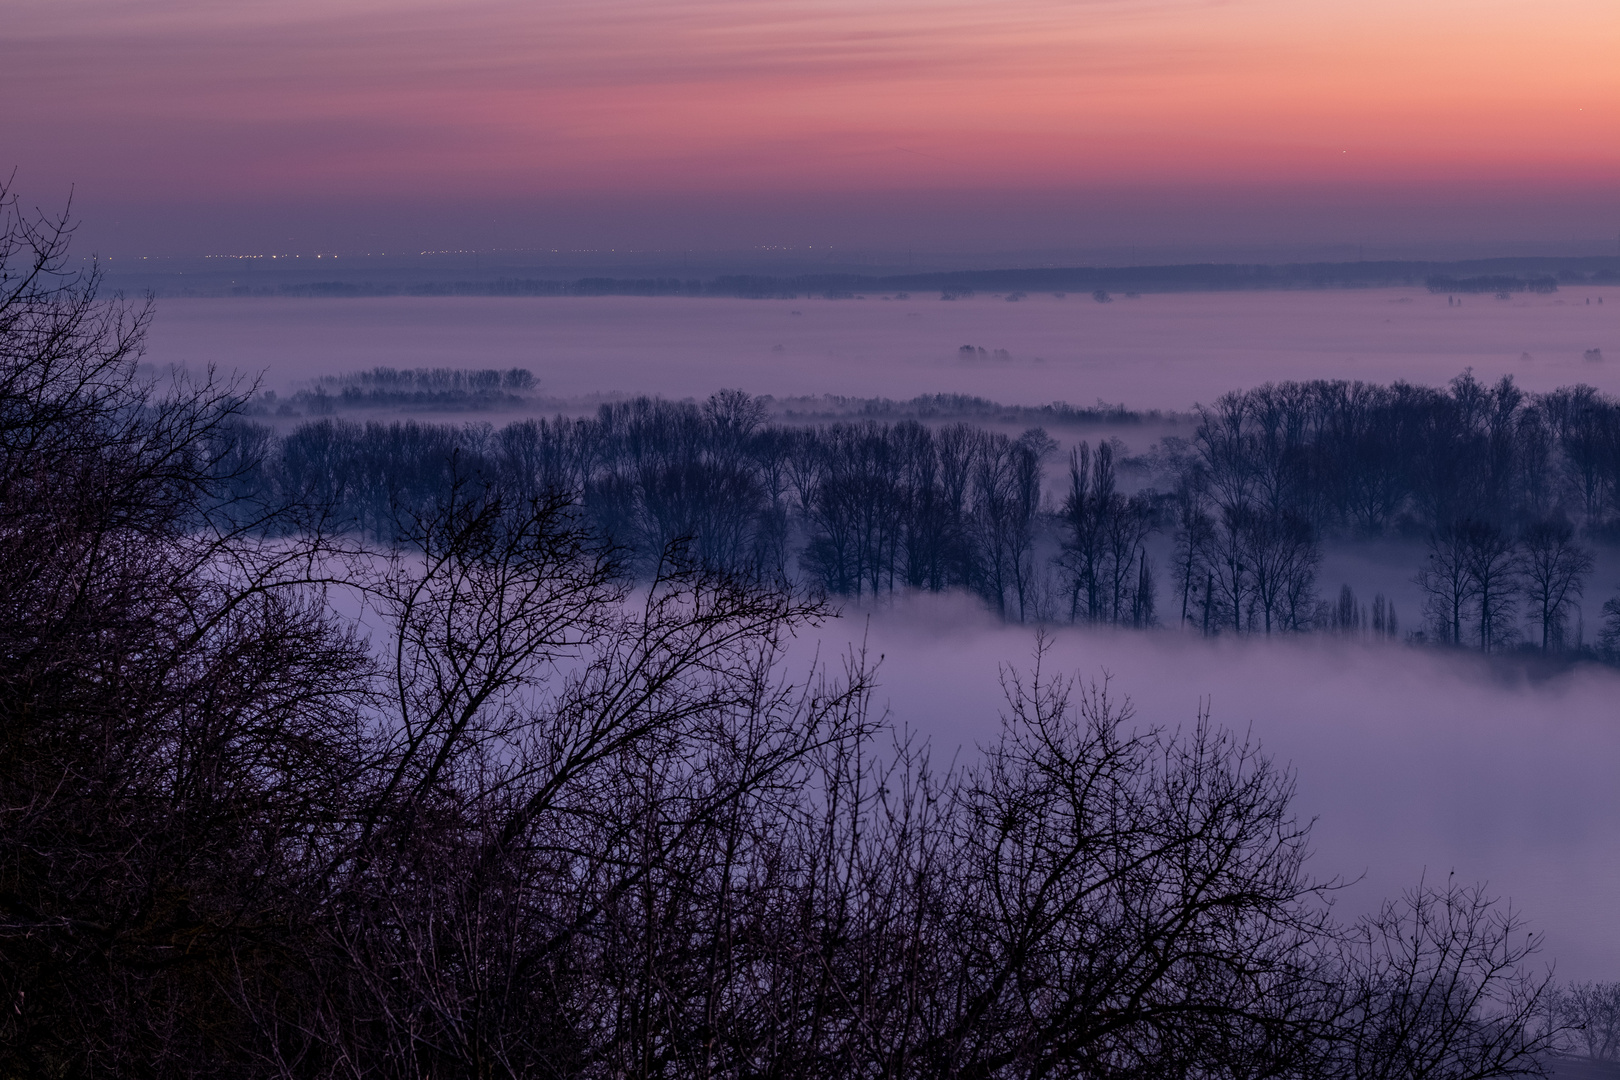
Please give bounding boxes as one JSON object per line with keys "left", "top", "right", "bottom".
{"left": 146, "top": 289, "right": 1620, "bottom": 412}
{"left": 809, "top": 593, "right": 1620, "bottom": 981}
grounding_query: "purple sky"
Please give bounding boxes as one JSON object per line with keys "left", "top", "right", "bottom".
{"left": 5, "top": 0, "right": 1617, "bottom": 259}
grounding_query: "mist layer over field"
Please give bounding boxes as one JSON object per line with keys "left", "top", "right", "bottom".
{"left": 148, "top": 289, "right": 1620, "bottom": 410}
{"left": 810, "top": 593, "right": 1620, "bottom": 981}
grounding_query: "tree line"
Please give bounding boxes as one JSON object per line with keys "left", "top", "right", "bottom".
{"left": 0, "top": 180, "right": 1590, "bottom": 1079}
{"left": 1163, "top": 376, "right": 1620, "bottom": 652}
{"left": 177, "top": 256, "right": 1620, "bottom": 300}
{"left": 226, "top": 368, "right": 1620, "bottom": 655}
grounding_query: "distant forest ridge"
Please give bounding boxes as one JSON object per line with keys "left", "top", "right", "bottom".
{"left": 234, "top": 255, "right": 1620, "bottom": 299}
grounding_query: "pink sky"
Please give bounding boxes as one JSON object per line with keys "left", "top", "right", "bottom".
{"left": 5, "top": 0, "right": 1618, "bottom": 256}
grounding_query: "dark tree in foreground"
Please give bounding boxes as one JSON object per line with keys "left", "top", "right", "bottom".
{"left": 1333, "top": 879, "right": 1553, "bottom": 1080}
{"left": 0, "top": 180, "right": 374, "bottom": 1073}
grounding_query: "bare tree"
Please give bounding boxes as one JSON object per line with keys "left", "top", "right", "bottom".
{"left": 1207, "top": 503, "right": 1258, "bottom": 633}
{"left": 1518, "top": 518, "right": 1593, "bottom": 651}
{"left": 1463, "top": 521, "right": 1521, "bottom": 652}
{"left": 1171, "top": 479, "right": 1215, "bottom": 630}
{"left": 1058, "top": 441, "right": 1106, "bottom": 622}
{"left": 1331, "top": 877, "right": 1555, "bottom": 1080}
{"left": 1371, "top": 593, "right": 1399, "bottom": 640}
{"left": 1548, "top": 981, "right": 1620, "bottom": 1061}
{"left": 907, "top": 645, "right": 1340, "bottom": 1079}
{"left": 0, "top": 178, "right": 374, "bottom": 1077}
{"left": 303, "top": 484, "right": 879, "bottom": 1078}
{"left": 1417, "top": 523, "right": 1479, "bottom": 646}
{"left": 1247, "top": 510, "right": 1320, "bottom": 634}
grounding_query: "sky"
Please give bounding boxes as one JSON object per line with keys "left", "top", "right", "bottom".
{"left": 5, "top": 0, "right": 1618, "bottom": 259}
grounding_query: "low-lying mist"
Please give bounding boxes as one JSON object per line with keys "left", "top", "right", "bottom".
{"left": 809, "top": 592, "right": 1620, "bottom": 981}
{"left": 147, "top": 288, "right": 1620, "bottom": 410}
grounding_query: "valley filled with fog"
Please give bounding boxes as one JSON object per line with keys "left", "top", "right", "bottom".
{"left": 146, "top": 288, "right": 1620, "bottom": 981}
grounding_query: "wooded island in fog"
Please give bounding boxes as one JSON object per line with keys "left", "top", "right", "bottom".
{"left": 230, "top": 368, "right": 1620, "bottom": 657}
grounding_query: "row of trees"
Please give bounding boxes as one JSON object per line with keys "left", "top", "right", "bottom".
{"left": 1167, "top": 497, "right": 1321, "bottom": 636}
{"left": 246, "top": 391, "right": 1620, "bottom": 653}
{"left": 0, "top": 180, "right": 1582, "bottom": 1079}
{"left": 1415, "top": 519, "right": 1597, "bottom": 652}
{"left": 1174, "top": 376, "right": 1620, "bottom": 539}
{"left": 1166, "top": 391, "right": 1616, "bottom": 651}
{"left": 254, "top": 400, "right": 1069, "bottom": 621}
{"left": 1547, "top": 981, "right": 1620, "bottom": 1061}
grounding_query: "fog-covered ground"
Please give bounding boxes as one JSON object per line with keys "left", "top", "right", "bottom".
{"left": 814, "top": 594, "right": 1620, "bottom": 982}
{"left": 148, "top": 289, "right": 1620, "bottom": 411}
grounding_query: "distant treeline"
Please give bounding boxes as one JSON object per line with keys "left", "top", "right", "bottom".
{"left": 251, "top": 372, "right": 1166, "bottom": 426}
{"left": 213, "top": 255, "right": 1620, "bottom": 299}
{"left": 223, "top": 373, "right": 1620, "bottom": 655}
{"left": 1156, "top": 374, "right": 1620, "bottom": 651}
{"left": 1425, "top": 274, "right": 1560, "bottom": 294}
{"left": 771, "top": 391, "right": 1162, "bottom": 427}
{"left": 256, "top": 366, "right": 538, "bottom": 413}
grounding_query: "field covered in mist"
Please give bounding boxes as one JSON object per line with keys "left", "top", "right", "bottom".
{"left": 149, "top": 288, "right": 1620, "bottom": 410}
{"left": 157, "top": 288, "right": 1620, "bottom": 981}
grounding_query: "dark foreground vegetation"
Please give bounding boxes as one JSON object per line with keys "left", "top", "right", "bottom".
{"left": 6, "top": 187, "right": 1620, "bottom": 1078}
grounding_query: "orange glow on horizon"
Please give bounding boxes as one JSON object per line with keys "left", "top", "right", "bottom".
{"left": 3, "top": 0, "right": 1615, "bottom": 226}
